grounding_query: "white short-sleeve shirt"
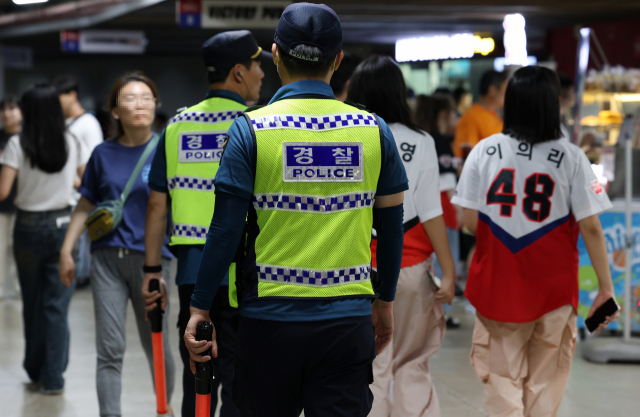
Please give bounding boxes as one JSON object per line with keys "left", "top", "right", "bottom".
{"left": 66, "top": 113, "right": 104, "bottom": 154}
{"left": 0, "top": 133, "right": 90, "bottom": 211}
{"left": 372, "top": 123, "right": 443, "bottom": 267}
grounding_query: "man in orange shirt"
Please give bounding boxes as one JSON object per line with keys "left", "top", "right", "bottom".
{"left": 454, "top": 70, "right": 508, "bottom": 159}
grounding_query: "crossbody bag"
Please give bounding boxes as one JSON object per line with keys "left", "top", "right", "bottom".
{"left": 85, "top": 134, "right": 159, "bottom": 241}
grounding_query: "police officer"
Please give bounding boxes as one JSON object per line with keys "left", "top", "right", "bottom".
{"left": 143, "top": 31, "right": 268, "bottom": 417}
{"left": 185, "top": 3, "right": 408, "bottom": 416}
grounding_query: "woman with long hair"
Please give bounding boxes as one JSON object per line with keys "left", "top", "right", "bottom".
{"left": 0, "top": 84, "right": 89, "bottom": 394}
{"left": 59, "top": 72, "right": 175, "bottom": 416}
{"left": 452, "top": 66, "right": 617, "bottom": 416}
{"left": 348, "top": 55, "right": 456, "bottom": 417}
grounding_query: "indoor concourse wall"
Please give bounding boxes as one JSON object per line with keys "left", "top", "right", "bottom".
{"left": 3, "top": 52, "right": 281, "bottom": 121}
{"left": 550, "top": 17, "right": 640, "bottom": 77}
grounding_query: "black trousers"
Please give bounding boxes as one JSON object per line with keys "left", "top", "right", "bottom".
{"left": 178, "top": 284, "right": 240, "bottom": 417}
{"left": 233, "top": 315, "right": 376, "bottom": 417}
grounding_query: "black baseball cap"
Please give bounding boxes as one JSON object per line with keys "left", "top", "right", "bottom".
{"left": 202, "top": 30, "right": 272, "bottom": 72}
{"left": 274, "top": 3, "right": 342, "bottom": 62}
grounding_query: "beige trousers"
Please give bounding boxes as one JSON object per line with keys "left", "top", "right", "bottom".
{"left": 370, "top": 260, "right": 446, "bottom": 417}
{"left": 470, "top": 304, "right": 577, "bottom": 417}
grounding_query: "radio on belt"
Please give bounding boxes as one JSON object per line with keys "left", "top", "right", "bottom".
{"left": 282, "top": 142, "right": 364, "bottom": 182}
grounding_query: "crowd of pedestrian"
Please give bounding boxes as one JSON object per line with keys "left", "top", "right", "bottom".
{"left": 0, "top": 2, "right": 620, "bottom": 417}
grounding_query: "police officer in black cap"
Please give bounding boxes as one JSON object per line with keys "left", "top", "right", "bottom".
{"left": 144, "top": 30, "right": 270, "bottom": 417}
{"left": 185, "top": 3, "right": 407, "bottom": 416}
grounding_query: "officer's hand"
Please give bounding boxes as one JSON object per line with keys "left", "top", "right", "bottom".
{"left": 142, "top": 273, "right": 167, "bottom": 320}
{"left": 371, "top": 299, "right": 394, "bottom": 355}
{"left": 184, "top": 307, "right": 217, "bottom": 374}
{"left": 435, "top": 273, "right": 455, "bottom": 305}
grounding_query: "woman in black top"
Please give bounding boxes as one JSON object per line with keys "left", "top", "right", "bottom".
{"left": 416, "top": 93, "right": 459, "bottom": 180}
{"left": 416, "top": 93, "right": 464, "bottom": 328}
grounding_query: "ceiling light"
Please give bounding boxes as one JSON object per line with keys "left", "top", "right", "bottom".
{"left": 396, "top": 34, "right": 476, "bottom": 62}
{"left": 503, "top": 13, "right": 529, "bottom": 66}
{"left": 12, "top": 0, "right": 49, "bottom": 5}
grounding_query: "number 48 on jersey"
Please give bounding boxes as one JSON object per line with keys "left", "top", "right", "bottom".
{"left": 487, "top": 169, "right": 555, "bottom": 222}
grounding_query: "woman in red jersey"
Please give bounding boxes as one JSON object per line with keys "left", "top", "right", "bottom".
{"left": 452, "top": 66, "right": 618, "bottom": 417}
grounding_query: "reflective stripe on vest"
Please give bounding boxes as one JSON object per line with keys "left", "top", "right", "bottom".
{"left": 172, "top": 223, "right": 209, "bottom": 241}
{"left": 168, "top": 110, "right": 242, "bottom": 126}
{"left": 248, "top": 98, "right": 381, "bottom": 301}
{"left": 257, "top": 263, "right": 371, "bottom": 287}
{"left": 168, "top": 175, "right": 215, "bottom": 192}
{"left": 253, "top": 191, "right": 376, "bottom": 213}
{"left": 250, "top": 112, "right": 378, "bottom": 131}
{"left": 165, "top": 97, "right": 245, "bottom": 246}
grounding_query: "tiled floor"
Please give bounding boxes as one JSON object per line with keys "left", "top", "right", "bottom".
{"left": 1, "top": 278, "right": 639, "bottom": 417}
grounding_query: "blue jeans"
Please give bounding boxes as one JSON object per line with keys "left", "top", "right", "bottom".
{"left": 13, "top": 207, "right": 75, "bottom": 390}
{"left": 75, "top": 230, "right": 92, "bottom": 281}
{"left": 433, "top": 227, "right": 460, "bottom": 313}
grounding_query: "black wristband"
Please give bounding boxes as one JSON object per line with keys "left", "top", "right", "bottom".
{"left": 143, "top": 265, "right": 162, "bottom": 273}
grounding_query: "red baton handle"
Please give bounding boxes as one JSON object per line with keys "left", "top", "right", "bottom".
{"left": 195, "top": 321, "right": 214, "bottom": 417}
{"left": 149, "top": 279, "right": 168, "bottom": 415}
